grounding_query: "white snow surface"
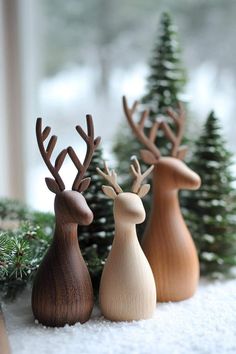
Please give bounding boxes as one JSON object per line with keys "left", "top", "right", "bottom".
{"left": 3, "top": 279, "right": 236, "bottom": 354}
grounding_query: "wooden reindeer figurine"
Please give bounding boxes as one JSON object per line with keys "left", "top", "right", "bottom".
{"left": 123, "top": 96, "right": 201, "bottom": 302}
{"left": 32, "top": 115, "right": 101, "bottom": 327}
{"left": 97, "top": 158, "right": 156, "bottom": 321}
{"left": 0, "top": 306, "right": 11, "bottom": 354}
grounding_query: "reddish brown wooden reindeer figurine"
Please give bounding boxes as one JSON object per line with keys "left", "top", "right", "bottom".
{"left": 97, "top": 158, "right": 156, "bottom": 321}
{"left": 32, "top": 115, "right": 100, "bottom": 327}
{"left": 123, "top": 96, "right": 201, "bottom": 302}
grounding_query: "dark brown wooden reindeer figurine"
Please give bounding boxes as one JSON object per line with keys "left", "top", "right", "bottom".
{"left": 123, "top": 96, "right": 201, "bottom": 302}
{"left": 32, "top": 115, "right": 100, "bottom": 327}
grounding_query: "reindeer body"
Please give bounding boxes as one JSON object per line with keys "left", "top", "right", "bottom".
{"left": 99, "top": 193, "right": 156, "bottom": 321}
{"left": 32, "top": 192, "right": 94, "bottom": 326}
{"left": 32, "top": 116, "right": 100, "bottom": 327}
{"left": 97, "top": 159, "right": 156, "bottom": 321}
{"left": 142, "top": 159, "right": 200, "bottom": 301}
{"left": 123, "top": 96, "right": 201, "bottom": 302}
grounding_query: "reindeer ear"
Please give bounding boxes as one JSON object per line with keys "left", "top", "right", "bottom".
{"left": 140, "top": 149, "right": 159, "bottom": 165}
{"left": 138, "top": 184, "right": 150, "bottom": 198}
{"left": 45, "top": 178, "right": 61, "bottom": 194}
{"left": 102, "top": 185, "right": 117, "bottom": 199}
{"left": 177, "top": 146, "right": 188, "bottom": 160}
{"left": 78, "top": 177, "right": 91, "bottom": 193}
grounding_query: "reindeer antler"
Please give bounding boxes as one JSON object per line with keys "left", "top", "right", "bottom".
{"left": 97, "top": 159, "right": 152, "bottom": 200}
{"left": 123, "top": 96, "right": 161, "bottom": 164}
{"left": 68, "top": 115, "right": 101, "bottom": 192}
{"left": 36, "top": 118, "right": 67, "bottom": 192}
{"left": 96, "top": 161, "right": 123, "bottom": 194}
{"left": 130, "top": 157, "right": 154, "bottom": 196}
{"left": 161, "top": 102, "right": 188, "bottom": 160}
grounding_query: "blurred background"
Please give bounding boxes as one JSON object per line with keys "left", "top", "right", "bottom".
{"left": 1, "top": 0, "right": 236, "bottom": 211}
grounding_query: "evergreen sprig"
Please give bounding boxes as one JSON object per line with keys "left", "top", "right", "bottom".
{"left": 0, "top": 201, "right": 54, "bottom": 300}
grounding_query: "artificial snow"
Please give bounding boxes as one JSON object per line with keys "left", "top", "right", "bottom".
{"left": 3, "top": 279, "right": 236, "bottom": 354}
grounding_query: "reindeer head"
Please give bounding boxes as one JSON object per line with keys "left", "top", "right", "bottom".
{"left": 97, "top": 158, "right": 153, "bottom": 225}
{"left": 36, "top": 115, "right": 101, "bottom": 225}
{"left": 123, "top": 96, "right": 201, "bottom": 191}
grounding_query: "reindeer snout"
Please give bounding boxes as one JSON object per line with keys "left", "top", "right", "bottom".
{"left": 81, "top": 209, "right": 93, "bottom": 226}
{"left": 186, "top": 172, "right": 201, "bottom": 190}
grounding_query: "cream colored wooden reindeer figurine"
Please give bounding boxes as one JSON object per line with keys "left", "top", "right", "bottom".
{"left": 97, "top": 158, "right": 156, "bottom": 321}
{"left": 123, "top": 96, "right": 201, "bottom": 302}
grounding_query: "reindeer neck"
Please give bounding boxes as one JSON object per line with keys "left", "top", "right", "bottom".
{"left": 114, "top": 221, "right": 137, "bottom": 244}
{"left": 53, "top": 218, "right": 79, "bottom": 246}
{"left": 152, "top": 165, "right": 181, "bottom": 216}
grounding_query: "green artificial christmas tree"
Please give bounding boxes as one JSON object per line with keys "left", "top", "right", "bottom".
{"left": 79, "top": 146, "right": 114, "bottom": 294}
{"left": 182, "top": 111, "right": 236, "bottom": 277}
{"left": 113, "top": 12, "right": 187, "bottom": 234}
{"left": 142, "top": 11, "right": 186, "bottom": 114}
{"left": 113, "top": 11, "right": 187, "bottom": 161}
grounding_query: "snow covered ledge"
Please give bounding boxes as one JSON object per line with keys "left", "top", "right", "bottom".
{"left": 3, "top": 280, "right": 236, "bottom": 354}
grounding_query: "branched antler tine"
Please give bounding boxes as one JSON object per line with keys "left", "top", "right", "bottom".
{"left": 67, "top": 147, "right": 83, "bottom": 170}
{"left": 71, "top": 115, "right": 100, "bottom": 191}
{"left": 68, "top": 147, "right": 84, "bottom": 191}
{"left": 165, "top": 101, "right": 186, "bottom": 157}
{"left": 86, "top": 114, "right": 94, "bottom": 138}
{"left": 166, "top": 107, "right": 179, "bottom": 124}
{"left": 131, "top": 100, "right": 138, "bottom": 114}
{"left": 104, "top": 161, "right": 110, "bottom": 175}
{"left": 149, "top": 121, "right": 160, "bottom": 143}
{"left": 177, "top": 101, "right": 185, "bottom": 117}
{"left": 46, "top": 135, "right": 57, "bottom": 159}
{"left": 76, "top": 125, "right": 89, "bottom": 143}
{"left": 139, "top": 110, "right": 149, "bottom": 129}
{"left": 94, "top": 136, "right": 101, "bottom": 147}
{"left": 130, "top": 164, "right": 138, "bottom": 177}
{"left": 42, "top": 126, "right": 51, "bottom": 141}
{"left": 36, "top": 118, "right": 65, "bottom": 191}
{"left": 97, "top": 161, "right": 123, "bottom": 194}
{"left": 176, "top": 102, "right": 185, "bottom": 136}
{"left": 55, "top": 149, "right": 67, "bottom": 171}
{"left": 142, "top": 165, "right": 154, "bottom": 179}
{"left": 122, "top": 96, "right": 161, "bottom": 159}
{"left": 82, "top": 119, "right": 95, "bottom": 168}
{"left": 131, "top": 157, "right": 154, "bottom": 193}
{"left": 161, "top": 122, "right": 176, "bottom": 144}
{"left": 75, "top": 115, "right": 94, "bottom": 143}
{"left": 132, "top": 156, "right": 141, "bottom": 174}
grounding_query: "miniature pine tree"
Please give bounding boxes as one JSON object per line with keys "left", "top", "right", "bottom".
{"left": 79, "top": 146, "right": 114, "bottom": 294}
{"left": 182, "top": 111, "right": 236, "bottom": 277}
{"left": 113, "top": 11, "right": 187, "bottom": 177}
{"left": 142, "top": 11, "right": 186, "bottom": 113}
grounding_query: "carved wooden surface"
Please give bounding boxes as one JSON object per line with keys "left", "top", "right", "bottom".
{"left": 142, "top": 160, "right": 200, "bottom": 301}
{"left": 32, "top": 115, "right": 100, "bottom": 327}
{"left": 97, "top": 159, "right": 156, "bottom": 321}
{"left": 0, "top": 307, "right": 11, "bottom": 354}
{"left": 123, "top": 96, "right": 201, "bottom": 302}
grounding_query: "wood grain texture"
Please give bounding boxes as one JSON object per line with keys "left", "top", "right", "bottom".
{"left": 142, "top": 159, "right": 201, "bottom": 302}
{"left": 99, "top": 193, "right": 156, "bottom": 321}
{"left": 32, "top": 191, "right": 94, "bottom": 327}
{"left": 0, "top": 307, "right": 11, "bottom": 354}
{"left": 123, "top": 96, "right": 201, "bottom": 302}
{"left": 33, "top": 116, "right": 100, "bottom": 327}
